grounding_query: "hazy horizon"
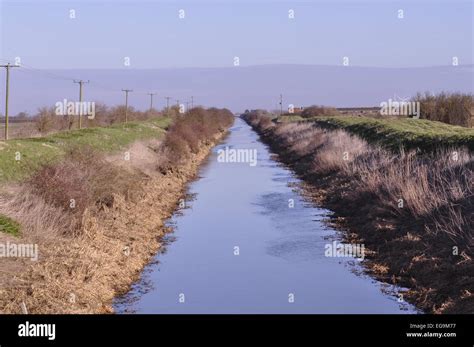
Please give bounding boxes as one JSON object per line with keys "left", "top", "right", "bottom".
{"left": 1, "top": 64, "right": 471, "bottom": 114}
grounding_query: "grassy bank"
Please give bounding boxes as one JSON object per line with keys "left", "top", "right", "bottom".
{"left": 0, "top": 109, "right": 233, "bottom": 313}
{"left": 0, "top": 117, "right": 172, "bottom": 183}
{"left": 278, "top": 116, "right": 474, "bottom": 152}
{"left": 244, "top": 114, "right": 473, "bottom": 314}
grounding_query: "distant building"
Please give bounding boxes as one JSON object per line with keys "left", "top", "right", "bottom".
{"left": 288, "top": 107, "right": 304, "bottom": 114}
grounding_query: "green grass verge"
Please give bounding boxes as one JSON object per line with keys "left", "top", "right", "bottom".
{"left": 0, "top": 117, "right": 172, "bottom": 183}
{"left": 277, "top": 115, "right": 305, "bottom": 123}
{"left": 0, "top": 214, "right": 20, "bottom": 236}
{"left": 283, "top": 116, "right": 474, "bottom": 152}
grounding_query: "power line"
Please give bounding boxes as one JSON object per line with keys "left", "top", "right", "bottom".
{"left": 0, "top": 59, "right": 171, "bottom": 117}
{"left": 88, "top": 80, "right": 122, "bottom": 93}
{"left": 14, "top": 61, "right": 79, "bottom": 81}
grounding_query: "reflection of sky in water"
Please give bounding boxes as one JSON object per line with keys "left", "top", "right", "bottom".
{"left": 114, "top": 118, "right": 417, "bottom": 314}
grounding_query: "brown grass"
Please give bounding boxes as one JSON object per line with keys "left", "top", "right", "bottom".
{"left": 27, "top": 146, "right": 142, "bottom": 235}
{"left": 244, "top": 113, "right": 474, "bottom": 313}
{"left": 0, "top": 185, "right": 73, "bottom": 241}
{"left": 0, "top": 109, "right": 233, "bottom": 313}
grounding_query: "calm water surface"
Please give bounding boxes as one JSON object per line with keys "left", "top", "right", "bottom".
{"left": 114, "top": 118, "right": 416, "bottom": 314}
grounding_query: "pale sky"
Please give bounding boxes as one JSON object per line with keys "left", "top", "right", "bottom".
{"left": 1, "top": 0, "right": 472, "bottom": 69}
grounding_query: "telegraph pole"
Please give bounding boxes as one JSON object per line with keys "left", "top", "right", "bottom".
{"left": 147, "top": 92, "right": 156, "bottom": 112}
{"left": 164, "top": 96, "right": 172, "bottom": 113}
{"left": 73, "top": 80, "right": 89, "bottom": 129}
{"left": 1, "top": 63, "right": 20, "bottom": 141}
{"left": 279, "top": 94, "right": 283, "bottom": 117}
{"left": 122, "top": 89, "right": 133, "bottom": 123}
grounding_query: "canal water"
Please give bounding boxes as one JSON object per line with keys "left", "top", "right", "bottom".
{"left": 114, "top": 118, "right": 416, "bottom": 314}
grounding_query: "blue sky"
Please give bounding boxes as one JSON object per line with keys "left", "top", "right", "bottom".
{"left": 1, "top": 0, "right": 472, "bottom": 69}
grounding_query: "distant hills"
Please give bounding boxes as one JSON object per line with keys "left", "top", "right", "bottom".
{"left": 2, "top": 64, "right": 472, "bottom": 114}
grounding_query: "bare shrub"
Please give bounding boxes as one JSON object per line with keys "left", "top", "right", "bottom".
{"left": 413, "top": 92, "right": 473, "bottom": 127}
{"left": 301, "top": 105, "right": 340, "bottom": 119}
{"left": 242, "top": 110, "right": 275, "bottom": 128}
{"left": 157, "top": 107, "right": 234, "bottom": 172}
{"left": 108, "top": 105, "right": 129, "bottom": 124}
{"left": 85, "top": 102, "right": 109, "bottom": 127}
{"left": 158, "top": 131, "right": 192, "bottom": 170}
{"left": 257, "top": 116, "right": 274, "bottom": 131}
{"left": 27, "top": 146, "right": 141, "bottom": 235}
{"left": 34, "top": 107, "right": 58, "bottom": 134}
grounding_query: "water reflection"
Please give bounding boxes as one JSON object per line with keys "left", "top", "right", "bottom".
{"left": 114, "top": 118, "right": 417, "bottom": 314}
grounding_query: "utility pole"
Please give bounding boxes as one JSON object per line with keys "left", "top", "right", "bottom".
{"left": 279, "top": 94, "right": 283, "bottom": 117}
{"left": 73, "top": 80, "right": 89, "bottom": 129}
{"left": 147, "top": 92, "right": 156, "bottom": 112}
{"left": 191, "top": 96, "right": 194, "bottom": 109}
{"left": 164, "top": 96, "right": 172, "bottom": 113}
{"left": 1, "top": 63, "right": 20, "bottom": 141}
{"left": 122, "top": 89, "right": 133, "bottom": 123}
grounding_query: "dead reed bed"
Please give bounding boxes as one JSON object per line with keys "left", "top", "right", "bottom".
{"left": 243, "top": 114, "right": 473, "bottom": 313}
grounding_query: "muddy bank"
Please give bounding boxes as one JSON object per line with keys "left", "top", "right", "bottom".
{"left": 242, "top": 115, "right": 473, "bottom": 314}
